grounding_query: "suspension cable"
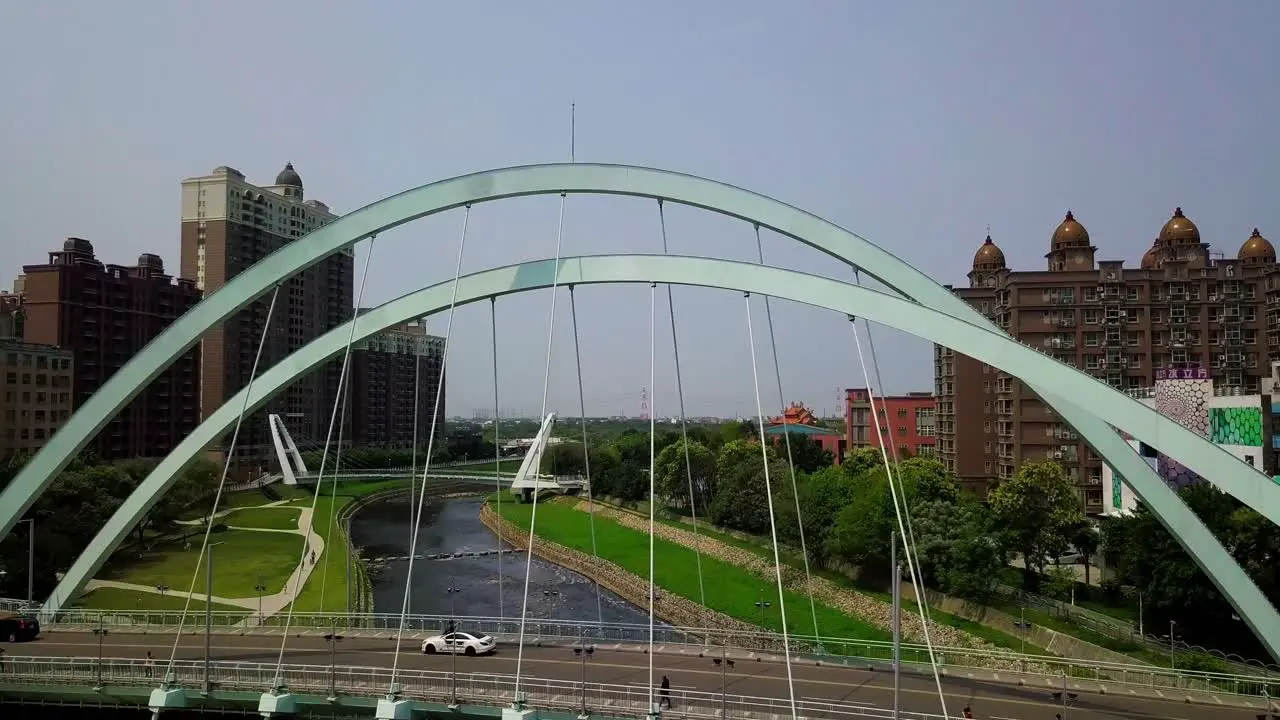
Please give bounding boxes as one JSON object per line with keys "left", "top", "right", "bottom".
{"left": 491, "top": 297, "right": 505, "bottom": 620}
{"left": 657, "top": 200, "right": 706, "bottom": 608}
{"left": 646, "top": 282, "right": 658, "bottom": 714}
{"left": 514, "top": 190, "right": 570, "bottom": 698}
{"left": 317, "top": 340, "right": 355, "bottom": 612}
{"left": 853, "top": 270, "right": 935, "bottom": 630}
{"left": 849, "top": 314, "right": 949, "bottom": 717}
{"left": 272, "top": 235, "right": 377, "bottom": 675}
{"left": 744, "top": 292, "right": 799, "bottom": 719}
{"left": 754, "top": 225, "right": 820, "bottom": 641}
{"left": 388, "top": 207, "right": 472, "bottom": 690}
{"left": 568, "top": 285, "right": 604, "bottom": 627}
{"left": 165, "top": 285, "right": 280, "bottom": 673}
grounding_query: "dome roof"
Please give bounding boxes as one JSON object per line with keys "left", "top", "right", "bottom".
{"left": 1239, "top": 228, "right": 1276, "bottom": 264}
{"left": 972, "top": 234, "right": 1006, "bottom": 270}
{"left": 137, "top": 253, "right": 164, "bottom": 272}
{"left": 1158, "top": 207, "right": 1200, "bottom": 246}
{"left": 62, "top": 237, "right": 94, "bottom": 255}
{"left": 1051, "top": 210, "right": 1090, "bottom": 250}
{"left": 1140, "top": 239, "right": 1159, "bottom": 269}
{"left": 275, "top": 162, "right": 303, "bottom": 188}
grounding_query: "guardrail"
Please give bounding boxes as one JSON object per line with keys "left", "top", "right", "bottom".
{"left": 0, "top": 655, "right": 948, "bottom": 720}
{"left": 40, "top": 609, "right": 1280, "bottom": 700}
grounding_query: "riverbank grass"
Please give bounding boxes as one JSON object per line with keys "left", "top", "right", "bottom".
{"left": 492, "top": 494, "right": 890, "bottom": 642}
{"left": 101, "top": 529, "right": 301, "bottom": 597}
{"left": 225, "top": 506, "right": 302, "bottom": 530}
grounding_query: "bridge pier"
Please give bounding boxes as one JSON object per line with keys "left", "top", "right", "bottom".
{"left": 147, "top": 675, "right": 187, "bottom": 717}
{"left": 376, "top": 684, "right": 414, "bottom": 720}
{"left": 257, "top": 678, "right": 298, "bottom": 718}
{"left": 503, "top": 694, "right": 538, "bottom": 720}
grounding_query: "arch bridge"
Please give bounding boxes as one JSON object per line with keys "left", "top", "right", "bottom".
{"left": 0, "top": 163, "right": 1276, "bottom": 670}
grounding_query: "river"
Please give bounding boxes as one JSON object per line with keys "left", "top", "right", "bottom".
{"left": 349, "top": 495, "right": 659, "bottom": 626}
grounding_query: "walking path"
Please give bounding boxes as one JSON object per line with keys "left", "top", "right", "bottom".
{"left": 85, "top": 501, "right": 327, "bottom": 625}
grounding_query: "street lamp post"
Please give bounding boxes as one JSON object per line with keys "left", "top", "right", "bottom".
{"left": 1169, "top": 620, "right": 1177, "bottom": 670}
{"left": 447, "top": 579, "right": 462, "bottom": 707}
{"left": 204, "top": 542, "right": 223, "bottom": 695}
{"left": 254, "top": 580, "right": 268, "bottom": 624}
{"left": 1137, "top": 591, "right": 1144, "bottom": 637}
{"left": 17, "top": 519, "right": 33, "bottom": 604}
{"left": 92, "top": 619, "right": 108, "bottom": 688}
{"left": 754, "top": 589, "right": 771, "bottom": 629}
{"left": 573, "top": 634, "right": 595, "bottom": 718}
{"left": 712, "top": 649, "right": 736, "bottom": 719}
{"left": 324, "top": 626, "right": 344, "bottom": 700}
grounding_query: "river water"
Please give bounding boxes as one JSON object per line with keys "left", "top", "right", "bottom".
{"left": 349, "top": 495, "right": 657, "bottom": 625}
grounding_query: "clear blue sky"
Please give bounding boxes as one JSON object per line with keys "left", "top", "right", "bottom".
{"left": 1, "top": 1, "right": 1276, "bottom": 420}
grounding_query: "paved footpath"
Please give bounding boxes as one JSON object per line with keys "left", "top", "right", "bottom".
{"left": 11, "top": 632, "right": 1276, "bottom": 720}
{"left": 84, "top": 501, "right": 326, "bottom": 623}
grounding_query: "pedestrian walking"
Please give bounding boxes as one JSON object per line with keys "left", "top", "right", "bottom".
{"left": 962, "top": 706, "right": 973, "bottom": 719}
{"left": 658, "top": 675, "right": 673, "bottom": 709}
{"left": 144, "top": 651, "right": 154, "bottom": 679}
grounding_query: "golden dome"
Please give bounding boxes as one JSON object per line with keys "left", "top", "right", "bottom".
{"left": 1239, "top": 228, "right": 1276, "bottom": 264}
{"left": 1051, "top": 210, "right": 1090, "bottom": 250}
{"left": 972, "top": 234, "right": 1006, "bottom": 270}
{"left": 1140, "top": 239, "right": 1159, "bottom": 269}
{"left": 1158, "top": 207, "right": 1200, "bottom": 246}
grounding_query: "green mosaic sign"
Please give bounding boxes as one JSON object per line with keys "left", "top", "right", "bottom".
{"left": 1209, "top": 407, "right": 1264, "bottom": 446}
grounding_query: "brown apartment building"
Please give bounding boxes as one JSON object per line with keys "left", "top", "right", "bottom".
{"left": 935, "top": 209, "right": 1279, "bottom": 513}
{"left": 180, "top": 163, "right": 353, "bottom": 466}
{"left": 0, "top": 291, "right": 74, "bottom": 459}
{"left": 348, "top": 318, "right": 446, "bottom": 448}
{"left": 19, "top": 240, "right": 201, "bottom": 460}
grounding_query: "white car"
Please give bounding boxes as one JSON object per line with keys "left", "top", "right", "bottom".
{"left": 421, "top": 631, "right": 497, "bottom": 656}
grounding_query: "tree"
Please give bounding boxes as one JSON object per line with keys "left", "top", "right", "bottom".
{"left": 540, "top": 442, "right": 586, "bottom": 476}
{"left": 1069, "top": 519, "right": 1101, "bottom": 586}
{"left": 988, "top": 461, "right": 1083, "bottom": 591}
{"left": 777, "top": 434, "right": 834, "bottom": 474}
{"left": 911, "top": 499, "right": 1003, "bottom": 601}
{"left": 842, "top": 447, "right": 882, "bottom": 476}
{"left": 794, "top": 464, "right": 859, "bottom": 564}
{"left": 653, "top": 438, "right": 716, "bottom": 510}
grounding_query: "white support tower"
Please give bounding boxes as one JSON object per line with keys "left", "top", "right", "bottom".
{"left": 269, "top": 413, "right": 309, "bottom": 486}
{"left": 509, "top": 412, "right": 586, "bottom": 499}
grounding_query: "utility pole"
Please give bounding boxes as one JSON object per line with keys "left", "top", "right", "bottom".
{"left": 254, "top": 580, "right": 267, "bottom": 625}
{"left": 574, "top": 629, "right": 595, "bottom": 719}
{"left": 712, "top": 648, "right": 735, "bottom": 720}
{"left": 890, "top": 530, "right": 900, "bottom": 720}
{"left": 1169, "top": 620, "right": 1176, "bottom": 669}
{"left": 1137, "top": 591, "right": 1144, "bottom": 637}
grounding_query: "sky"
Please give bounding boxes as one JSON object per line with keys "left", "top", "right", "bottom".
{"left": 1, "top": 1, "right": 1277, "bottom": 421}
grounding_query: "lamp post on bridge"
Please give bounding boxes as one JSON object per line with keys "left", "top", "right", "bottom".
{"left": 92, "top": 618, "right": 108, "bottom": 689}
{"left": 573, "top": 631, "right": 595, "bottom": 719}
{"left": 324, "top": 625, "right": 344, "bottom": 701}
{"left": 712, "top": 649, "right": 736, "bottom": 719}
{"left": 754, "top": 590, "right": 771, "bottom": 629}
{"left": 203, "top": 542, "right": 223, "bottom": 695}
{"left": 254, "top": 580, "right": 268, "bottom": 624}
{"left": 447, "top": 578, "right": 461, "bottom": 707}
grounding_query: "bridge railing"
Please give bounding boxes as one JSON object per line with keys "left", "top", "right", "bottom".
{"left": 39, "top": 609, "right": 1280, "bottom": 700}
{"left": 0, "top": 655, "right": 951, "bottom": 720}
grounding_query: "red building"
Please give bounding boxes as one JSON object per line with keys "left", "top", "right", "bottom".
{"left": 845, "top": 388, "right": 937, "bottom": 459}
{"left": 762, "top": 402, "right": 846, "bottom": 465}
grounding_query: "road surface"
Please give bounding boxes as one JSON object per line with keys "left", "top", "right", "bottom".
{"left": 3, "top": 631, "right": 1256, "bottom": 720}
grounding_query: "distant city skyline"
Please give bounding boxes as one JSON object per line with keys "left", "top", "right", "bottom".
{"left": 1, "top": 2, "right": 1276, "bottom": 419}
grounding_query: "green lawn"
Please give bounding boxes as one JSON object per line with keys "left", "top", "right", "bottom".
{"left": 494, "top": 496, "right": 890, "bottom": 642}
{"left": 226, "top": 506, "right": 302, "bottom": 530}
{"left": 74, "top": 587, "right": 247, "bottom": 617}
{"left": 286, "top": 478, "right": 412, "bottom": 613}
{"left": 102, "top": 529, "right": 304, "bottom": 598}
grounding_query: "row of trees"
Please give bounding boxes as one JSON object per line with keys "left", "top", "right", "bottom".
{"left": 0, "top": 452, "right": 219, "bottom": 600}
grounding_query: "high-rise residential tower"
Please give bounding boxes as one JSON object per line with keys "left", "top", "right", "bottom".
{"left": 934, "top": 209, "right": 1278, "bottom": 512}
{"left": 180, "top": 163, "right": 353, "bottom": 469}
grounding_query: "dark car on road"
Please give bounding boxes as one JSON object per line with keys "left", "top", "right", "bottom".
{"left": 0, "top": 611, "right": 40, "bottom": 642}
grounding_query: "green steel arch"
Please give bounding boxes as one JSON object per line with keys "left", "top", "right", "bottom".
{"left": 40, "top": 254, "right": 1280, "bottom": 659}
{"left": 0, "top": 162, "right": 1271, "bottom": 658}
